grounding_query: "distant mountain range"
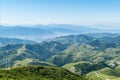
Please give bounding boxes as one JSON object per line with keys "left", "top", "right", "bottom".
{"left": 1, "top": 24, "right": 120, "bottom": 41}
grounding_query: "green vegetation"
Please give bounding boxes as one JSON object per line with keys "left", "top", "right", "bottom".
{"left": 86, "top": 66, "right": 120, "bottom": 80}
{"left": 0, "top": 66, "right": 86, "bottom": 80}
{"left": 0, "top": 33, "right": 120, "bottom": 79}
{"left": 63, "top": 61, "right": 108, "bottom": 76}
{"left": 13, "top": 58, "right": 55, "bottom": 67}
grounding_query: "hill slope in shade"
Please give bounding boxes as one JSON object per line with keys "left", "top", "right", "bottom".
{"left": 0, "top": 37, "right": 36, "bottom": 45}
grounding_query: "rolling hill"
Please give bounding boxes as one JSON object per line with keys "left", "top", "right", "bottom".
{"left": 0, "top": 66, "right": 86, "bottom": 80}
{"left": 0, "top": 33, "right": 120, "bottom": 67}
{"left": 86, "top": 66, "right": 120, "bottom": 80}
{"left": 0, "top": 33, "right": 120, "bottom": 79}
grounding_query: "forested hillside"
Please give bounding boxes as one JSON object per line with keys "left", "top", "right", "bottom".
{"left": 0, "top": 33, "right": 120, "bottom": 79}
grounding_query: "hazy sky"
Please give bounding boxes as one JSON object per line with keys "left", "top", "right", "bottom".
{"left": 0, "top": 0, "right": 120, "bottom": 25}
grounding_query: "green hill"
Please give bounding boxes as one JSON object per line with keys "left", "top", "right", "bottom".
{"left": 63, "top": 61, "right": 108, "bottom": 76}
{"left": 86, "top": 66, "right": 120, "bottom": 80}
{"left": 13, "top": 58, "right": 56, "bottom": 67}
{"left": 47, "top": 43, "right": 120, "bottom": 67}
{"left": 0, "top": 66, "right": 87, "bottom": 80}
{"left": 0, "top": 33, "right": 120, "bottom": 79}
{"left": 0, "top": 44, "right": 53, "bottom": 68}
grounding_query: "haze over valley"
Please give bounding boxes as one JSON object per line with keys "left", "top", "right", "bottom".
{"left": 0, "top": 24, "right": 120, "bottom": 41}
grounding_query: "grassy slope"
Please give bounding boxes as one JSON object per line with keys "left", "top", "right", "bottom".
{"left": 0, "top": 66, "right": 87, "bottom": 80}
{"left": 86, "top": 67, "right": 120, "bottom": 80}
{"left": 63, "top": 61, "right": 92, "bottom": 75}
{"left": 13, "top": 58, "right": 56, "bottom": 67}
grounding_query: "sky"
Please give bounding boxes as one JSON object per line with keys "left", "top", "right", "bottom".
{"left": 0, "top": 0, "right": 120, "bottom": 26}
